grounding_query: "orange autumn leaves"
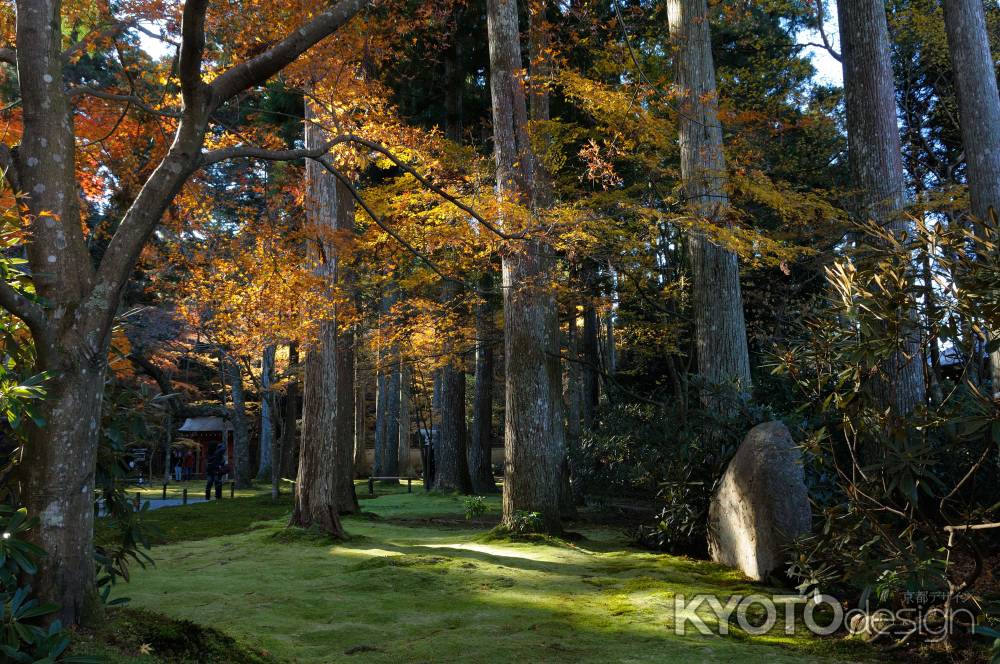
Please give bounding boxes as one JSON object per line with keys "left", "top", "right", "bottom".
{"left": 176, "top": 228, "right": 342, "bottom": 357}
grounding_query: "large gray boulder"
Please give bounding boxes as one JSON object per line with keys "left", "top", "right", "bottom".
{"left": 707, "top": 421, "right": 811, "bottom": 581}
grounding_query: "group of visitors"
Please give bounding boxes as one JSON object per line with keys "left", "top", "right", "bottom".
{"left": 171, "top": 449, "right": 195, "bottom": 481}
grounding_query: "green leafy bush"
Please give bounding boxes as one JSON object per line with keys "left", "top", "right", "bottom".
{"left": 506, "top": 511, "right": 544, "bottom": 534}
{"left": 773, "top": 218, "right": 1000, "bottom": 639}
{"left": 463, "top": 496, "right": 488, "bottom": 521}
{"left": 0, "top": 507, "right": 98, "bottom": 663}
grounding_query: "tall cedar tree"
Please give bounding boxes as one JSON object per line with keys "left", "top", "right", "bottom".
{"left": 941, "top": 0, "right": 1000, "bottom": 393}
{"left": 291, "top": 100, "right": 358, "bottom": 535}
{"left": 666, "top": 0, "right": 752, "bottom": 395}
{"left": 486, "top": 0, "right": 566, "bottom": 533}
{"left": 838, "top": 0, "right": 926, "bottom": 414}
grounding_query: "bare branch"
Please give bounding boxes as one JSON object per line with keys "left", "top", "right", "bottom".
{"left": 346, "top": 135, "right": 518, "bottom": 240}
{"left": 67, "top": 86, "right": 181, "bottom": 118}
{"left": 318, "top": 157, "right": 471, "bottom": 289}
{"left": 813, "top": 0, "right": 842, "bottom": 63}
{"left": 209, "top": 0, "right": 368, "bottom": 106}
{"left": 200, "top": 139, "right": 347, "bottom": 165}
{"left": 128, "top": 351, "right": 178, "bottom": 407}
{"left": 134, "top": 22, "right": 180, "bottom": 48}
{"left": 60, "top": 19, "right": 178, "bottom": 62}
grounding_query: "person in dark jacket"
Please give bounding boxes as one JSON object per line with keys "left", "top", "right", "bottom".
{"left": 205, "top": 443, "right": 226, "bottom": 500}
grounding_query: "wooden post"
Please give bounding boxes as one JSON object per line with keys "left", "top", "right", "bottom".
{"left": 182, "top": 488, "right": 188, "bottom": 505}
{"left": 162, "top": 484, "right": 167, "bottom": 500}
{"left": 368, "top": 477, "right": 374, "bottom": 496}
{"left": 407, "top": 477, "right": 412, "bottom": 493}
{"left": 230, "top": 481, "right": 235, "bottom": 498}
{"left": 133, "top": 492, "right": 141, "bottom": 510}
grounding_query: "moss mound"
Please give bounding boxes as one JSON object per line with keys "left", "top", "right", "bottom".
{"left": 72, "top": 607, "right": 280, "bottom": 663}
{"left": 477, "top": 526, "right": 582, "bottom": 547}
{"left": 346, "top": 554, "right": 449, "bottom": 572}
{"left": 264, "top": 525, "right": 341, "bottom": 545}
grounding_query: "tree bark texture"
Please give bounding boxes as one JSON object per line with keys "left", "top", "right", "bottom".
{"left": 469, "top": 287, "right": 499, "bottom": 494}
{"left": 581, "top": 264, "right": 601, "bottom": 429}
{"left": 837, "top": 0, "right": 926, "bottom": 414}
{"left": 666, "top": 0, "right": 752, "bottom": 397}
{"left": 373, "top": 290, "right": 400, "bottom": 479}
{"left": 354, "top": 352, "right": 369, "bottom": 475}
{"left": 564, "top": 311, "right": 583, "bottom": 451}
{"left": 563, "top": 311, "right": 583, "bottom": 510}
{"left": 225, "top": 355, "right": 252, "bottom": 489}
{"left": 291, "top": 100, "right": 358, "bottom": 533}
{"left": 435, "top": 281, "right": 473, "bottom": 493}
{"left": 374, "top": 340, "right": 401, "bottom": 478}
{"left": 487, "top": 0, "right": 565, "bottom": 532}
{"left": 435, "top": 356, "right": 472, "bottom": 492}
{"left": 258, "top": 344, "right": 276, "bottom": 480}
{"left": 942, "top": 0, "right": 1000, "bottom": 394}
{"left": 398, "top": 360, "right": 412, "bottom": 476}
{"left": 279, "top": 343, "right": 300, "bottom": 481}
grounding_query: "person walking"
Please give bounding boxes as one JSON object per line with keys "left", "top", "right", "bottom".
{"left": 173, "top": 450, "right": 183, "bottom": 482}
{"left": 205, "top": 443, "right": 226, "bottom": 500}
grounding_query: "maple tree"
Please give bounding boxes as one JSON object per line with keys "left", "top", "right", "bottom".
{"left": 0, "top": 0, "right": 369, "bottom": 624}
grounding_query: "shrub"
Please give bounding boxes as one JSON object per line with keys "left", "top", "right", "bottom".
{"left": 464, "top": 496, "right": 488, "bottom": 521}
{"left": 73, "top": 607, "right": 278, "bottom": 663}
{"left": 772, "top": 217, "right": 1000, "bottom": 647}
{"left": 0, "top": 507, "right": 99, "bottom": 663}
{"left": 507, "top": 511, "right": 544, "bottom": 534}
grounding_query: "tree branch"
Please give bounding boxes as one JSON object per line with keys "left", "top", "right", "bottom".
{"left": 67, "top": 86, "right": 181, "bottom": 118}
{"left": 134, "top": 22, "right": 180, "bottom": 48}
{"left": 346, "top": 135, "right": 518, "bottom": 240}
{"left": 200, "top": 138, "right": 348, "bottom": 165}
{"left": 0, "top": 142, "right": 21, "bottom": 192}
{"left": 87, "top": 0, "right": 367, "bottom": 339}
{"left": 0, "top": 280, "right": 47, "bottom": 338}
{"left": 318, "top": 157, "right": 473, "bottom": 289}
{"left": 128, "top": 352, "right": 179, "bottom": 408}
{"left": 201, "top": 133, "right": 519, "bottom": 240}
{"left": 813, "top": 0, "right": 842, "bottom": 63}
{"left": 209, "top": 0, "right": 369, "bottom": 106}
{"left": 178, "top": 0, "right": 210, "bottom": 105}
{"left": 62, "top": 22, "right": 129, "bottom": 62}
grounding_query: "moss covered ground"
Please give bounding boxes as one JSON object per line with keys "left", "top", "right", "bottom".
{"left": 81, "top": 483, "right": 880, "bottom": 663}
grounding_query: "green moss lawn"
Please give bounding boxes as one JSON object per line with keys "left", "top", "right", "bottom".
{"left": 81, "top": 483, "right": 877, "bottom": 663}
